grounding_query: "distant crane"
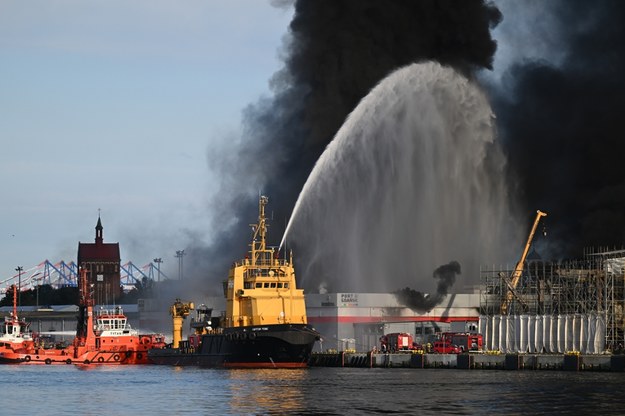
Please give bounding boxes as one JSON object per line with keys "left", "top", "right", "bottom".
{"left": 501, "top": 210, "right": 547, "bottom": 315}
{"left": 2, "top": 260, "right": 170, "bottom": 295}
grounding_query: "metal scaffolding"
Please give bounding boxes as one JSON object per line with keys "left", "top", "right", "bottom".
{"left": 480, "top": 247, "right": 625, "bottom": 352}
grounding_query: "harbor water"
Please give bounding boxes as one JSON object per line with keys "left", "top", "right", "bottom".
{"left": 1, "top": 366, "right": 624, "bottom": 415}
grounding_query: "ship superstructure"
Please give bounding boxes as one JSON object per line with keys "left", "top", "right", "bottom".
{"left": 224, "top": 195, "right": 308, "bottom": 329}
{"left": 0, "top": 286, "right": 35, "bottom": 359}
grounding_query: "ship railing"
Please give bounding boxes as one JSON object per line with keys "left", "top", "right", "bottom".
{"left": 234, "top": 258, "right": 289, "bottom": 268}
{"left": 96, "top": 306, "right": 126, "bottom": 317}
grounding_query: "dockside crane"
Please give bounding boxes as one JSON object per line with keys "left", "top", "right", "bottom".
{"left": 501, "top": 210, "right": 547, "bottom": 315}
{"left": 170, "top": 299, "right": 194, "bottom": 348}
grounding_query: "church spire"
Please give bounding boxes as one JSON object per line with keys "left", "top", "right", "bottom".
{"left": 95, "top": 210, "right": 103, "bottom": 244}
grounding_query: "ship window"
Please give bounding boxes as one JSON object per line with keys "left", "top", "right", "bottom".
{"left": 284, "top": 283, "right": 289, "bottom": 288}
{"left": 264, "top": 283, "right": 270, "bottom": 288}
{"left": 270, "top": 283, "right": 276, "bottom": 288}
{"left": 244, "top": 282, "right": 252, "bottom": 289}
{"left": 255, "top": 283, "right": 262, "bottom": 288}
{"left": 277, "top": 283, "right": 283, "bottom": 288}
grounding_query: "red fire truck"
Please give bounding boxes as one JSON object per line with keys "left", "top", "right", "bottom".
{"left": 379, "top": 333, "right": 420, "bottom": 352}
{"left": 432, "top": 340, "right": 460, "bottom": 354}
{"left": 440, "top": 332, "right": 483, "bottom": 352}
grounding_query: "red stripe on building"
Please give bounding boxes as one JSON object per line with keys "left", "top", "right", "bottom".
{"left": 307, "top": 316, "right": 478, "bottom": 324}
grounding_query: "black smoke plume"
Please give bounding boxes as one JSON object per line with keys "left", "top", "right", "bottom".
{"left": 395, "top": 261, "right": 461, "bottom": 312}
{"left": 490, "top": 0, "right": 625, "bottom": 259}
{"left": 190, "top": 1, "right": 502, "bottom": 295}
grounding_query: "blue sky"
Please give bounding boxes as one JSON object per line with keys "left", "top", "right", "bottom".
{"left": 1, "top": 1, "right": 293, "bottom": 283}
{"left": 0, "top": 0, "right": 562, "bottom": 288}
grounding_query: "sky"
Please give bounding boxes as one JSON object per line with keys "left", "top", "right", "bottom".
{"left": 2, "top": 1, "right": 624, "bottom": 297}
{"left": 1, "top": 1, "right": 293, "bottom": 283}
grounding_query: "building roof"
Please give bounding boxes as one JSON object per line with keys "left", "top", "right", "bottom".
{"left": 78, "top": 242, "right": 120, "bottom": 262}
{"left": 77, "top": 215, "right": 121, "bottom": 263}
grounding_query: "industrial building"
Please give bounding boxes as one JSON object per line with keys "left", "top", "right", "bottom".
{"left": 479, "top": 247, "right": 625, "bottom": 354}
{"left": 306, "top": 292, "right": 480, "bottom": 352}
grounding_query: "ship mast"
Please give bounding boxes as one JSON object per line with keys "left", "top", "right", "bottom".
{"left": 75, "top": 267, "right": 94, "bottom": 339}
{"left": 250, "top": 195, "right": 270, "bottom": 265}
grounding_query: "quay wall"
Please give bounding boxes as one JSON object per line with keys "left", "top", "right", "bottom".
{"left": 308, "top": 352, "right": 625, "bottom": 371}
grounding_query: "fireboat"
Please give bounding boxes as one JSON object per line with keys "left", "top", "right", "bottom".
{"left": 148, "top": 195, "right": 320, "bottom": 368}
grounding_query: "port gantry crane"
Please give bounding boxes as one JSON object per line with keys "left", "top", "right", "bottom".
{"left": 500, "top": 210, "right": 547, "bottom": 315}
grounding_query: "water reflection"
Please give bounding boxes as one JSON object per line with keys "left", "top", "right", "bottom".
{"left": 227, "top": 369, "right": 307, "bottom": 414}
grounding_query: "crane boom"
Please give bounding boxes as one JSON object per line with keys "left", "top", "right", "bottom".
{"left": 501, "top": 210, "right": 547, "bottom": 315}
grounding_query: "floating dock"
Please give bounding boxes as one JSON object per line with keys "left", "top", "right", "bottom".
{"left": 309, "top": 352, "right": 625, "bottom": 371}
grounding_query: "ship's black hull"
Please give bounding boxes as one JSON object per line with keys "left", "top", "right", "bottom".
{"left": 148, "top": 324, "right": 319, "bottom": 368}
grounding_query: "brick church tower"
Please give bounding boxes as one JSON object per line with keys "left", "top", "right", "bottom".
{"left": 77, "top": 215, "right": 121, "bottom": 305}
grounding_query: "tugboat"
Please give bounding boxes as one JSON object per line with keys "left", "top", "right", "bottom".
{"left": 148, "top": 196, "right": 320, "bottom": 368}
{"left": 0, "top": 286, "right": 36, "bottom": 358}
{"left": 0, "top": 269, "right": 166, "bottom": 365}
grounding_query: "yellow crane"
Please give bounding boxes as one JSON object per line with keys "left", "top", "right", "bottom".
{"left": 170, "top": 299, "right": 194, "bottom": 348}
{"left": 501, "top": 210, "right": 547, "bottom": 315}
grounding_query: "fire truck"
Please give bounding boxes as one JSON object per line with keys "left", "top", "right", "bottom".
{"left": 432, "top": 340, "right": 460, "bottom": 354}
{"left": 440, "top": 332, "right": 483, "bottom": 352}
{"left": 379, "top": 333, "right": 420, "bottom": 352}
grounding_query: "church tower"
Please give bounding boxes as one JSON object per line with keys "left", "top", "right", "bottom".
{"left": 77, "top": 214, "right": 122, "bottom": 305}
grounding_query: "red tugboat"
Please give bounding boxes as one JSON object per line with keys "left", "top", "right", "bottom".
{"left": 0, "top": 269, "right": 165, "bottom": 365}
{"left": 0, "top": 286, "right": 36, "bottom": 358}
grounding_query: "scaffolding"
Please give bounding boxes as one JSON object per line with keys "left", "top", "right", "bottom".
{"left": 480, "top": 247, "right": 625, "bottom": 352}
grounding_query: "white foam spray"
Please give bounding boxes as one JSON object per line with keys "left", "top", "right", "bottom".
{"left": 282, "top": 62, "right": 520, "bottom": 294}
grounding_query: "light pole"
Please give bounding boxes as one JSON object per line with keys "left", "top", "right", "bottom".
{"left": 175, "top": 250, "right": 186, "bottom": 280}
{"left": 15, "top": 266, "right": 23, "bottom": 307}
{"left": 153, "top": 258, "right": 162, "bottom": 282}
{"left": 33, "top": 272, "right": 41, "bottom": 308}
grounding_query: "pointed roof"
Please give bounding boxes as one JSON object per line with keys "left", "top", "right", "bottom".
{"left": 78, "top": 215, "right": 120, "bottom": 264}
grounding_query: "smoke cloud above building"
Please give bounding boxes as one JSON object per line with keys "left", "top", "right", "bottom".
{"left": 488, "top": 0, "right": 625, "bottom": 259}
{"left": 188, "top": 0, "right": 625, "bottom": 297}
{"left": 194, "top": 0, "right": 504, "bottom": 295}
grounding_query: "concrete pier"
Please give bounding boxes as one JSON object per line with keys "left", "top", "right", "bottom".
{"left": 308, "top": 352, "right": 625, "bottom": 371}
